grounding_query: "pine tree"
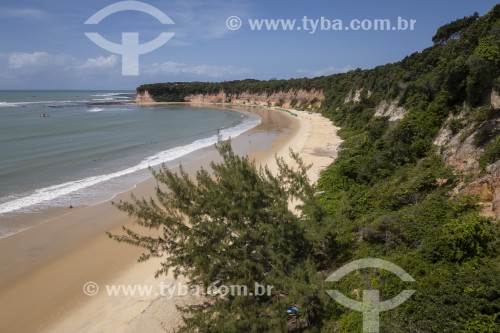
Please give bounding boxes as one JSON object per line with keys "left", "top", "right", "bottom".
{"left": 108, "top": 140, "right": 332, "bottom": 332}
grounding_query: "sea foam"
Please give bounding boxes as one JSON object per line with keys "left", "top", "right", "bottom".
{"left": 0, "top": 114, "right": 261, "bottom": 215}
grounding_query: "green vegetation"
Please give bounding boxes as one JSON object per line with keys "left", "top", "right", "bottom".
{"left": 110, "top": 141, "right": 334, "bottom": 332}
{"left": 118, "top": 5, "right": 500, "bottom": 332}
{"left": 315, "top": 7, "right": 499, "bottom": 331}
{"left": 137, "top": 78, "right": 328, "bottom": 103}
{"left": 432, "top": 13, "right": 479, "bottom": 46}
{"left": 480, "top": 136, "right": 500, "bottom": 170}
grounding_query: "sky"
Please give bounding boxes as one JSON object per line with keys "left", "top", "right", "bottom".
{"left": 0, "top": 0, "right": 497, "bottom": 90}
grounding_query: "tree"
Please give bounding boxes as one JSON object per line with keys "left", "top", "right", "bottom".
{"left": 432, "top": 13, "right": 479, "bottom": 46}
{"left": 108, "top": 140, "right": 331, "bottom": 332}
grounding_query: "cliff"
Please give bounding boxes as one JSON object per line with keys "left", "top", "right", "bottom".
{"left": 135, "top": 90, "right": 155, "bottom": 103}
{"left": 339, "top": 84, "right": 500, "bottom": 218}
{"left": 135, "top": 78, "right": 331, "bottom": 110}
{"left": 136, "top": 88, "right": 324, "bottom": 110}
{"left": 434, "top": 91, "right": 500, "bottom": 218}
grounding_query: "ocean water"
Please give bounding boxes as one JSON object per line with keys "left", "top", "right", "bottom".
{"left": 0, "top": 91, "right": 261, "bottom": 235}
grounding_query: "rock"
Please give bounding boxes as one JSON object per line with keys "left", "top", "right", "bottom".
{"left": 183, "top": 89, "right": 325, "bottom": 110}
{"left": 490, "top": 89, "right": 500, "bottom": 109}
{"left": 343, "top": 89, "right": 363, "bottom": 103}
{"left": 136, "top": 91, "right": 155, "bottom": 103}
{"left": 465, "top": 160, "right": 500, "bottom": 218}
{"left": 436, "top": 178, "right": 451, "bottom": 187}
{"left": 374, "top": 100, "right": 407, "bottom": 121}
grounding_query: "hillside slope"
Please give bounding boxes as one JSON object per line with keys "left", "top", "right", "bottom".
{"left": 314, "top": 6, "right": 499, "bottom": 331}
{"left": 136, "top": 5, "right": 499, "bottom": 332}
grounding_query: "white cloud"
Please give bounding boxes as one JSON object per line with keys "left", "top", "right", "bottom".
{"left": 0, "top": 50, "right": 248, "bottom": 89}
{"left": 296, "top": 65, "right": 353, "bottom": 77}
{"left": 6, "top": 52, "right": 119, "bottom": 72}
{"left": 147, "top": 61, "right": 249, "bottom": 77}
{"left": 0, "top": 8, "right": 49, "bottom": 20}
{"left": 7, "top": 52, "right": 73, "bottom": 69}
{"left": 0, "top": 51, "right": 130, "bottom": 89}
{"left": 80, "top": 55, "right": 119, "bottom": 70}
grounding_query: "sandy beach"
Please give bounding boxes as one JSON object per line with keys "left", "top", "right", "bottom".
{"left": 0, "top": 106, "right": 341, "bottom": 333}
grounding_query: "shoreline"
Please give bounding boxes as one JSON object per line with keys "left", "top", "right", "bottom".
{"left": 0, "top": 104, "right": 261, "bottom": 240}
{"left": 0, "top": 105, "right": 341, "bottom": 333}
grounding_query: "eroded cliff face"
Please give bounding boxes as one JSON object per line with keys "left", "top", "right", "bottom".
{"left": 136, "top": 89, "right": 324, "bottom": 110}
{"left": 434, "top": 92, "right": 500, "bottom": 218}
{"left": 374, "top": 100, "right": 407, "bottom": 121}
{"left": 343, "top": 85, "right": 500, "bottom": 217}
{"left": 465, "top": 161, "right": 500, "bottom": 218}
{"left": 434, "top": 111, "right": 482, "bottom": 174}
{"left": 343, "top": 88, "right": 408, "bottom": 121}
{"left": 135, "top": 90, "right": 155, "bottom": 103}
{"left": 346, "top": 87, "right": 500, "bottom": 217}
{"left": 185, "top": 89, "right": 324, "bottom": 109}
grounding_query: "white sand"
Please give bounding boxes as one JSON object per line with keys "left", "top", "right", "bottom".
{"left": 257, "top": 109, "right": 341, "bottom": 183}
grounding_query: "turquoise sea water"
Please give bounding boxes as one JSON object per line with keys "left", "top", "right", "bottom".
{"left": 0, "top": 91, "right": 260, "bottom": 231}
